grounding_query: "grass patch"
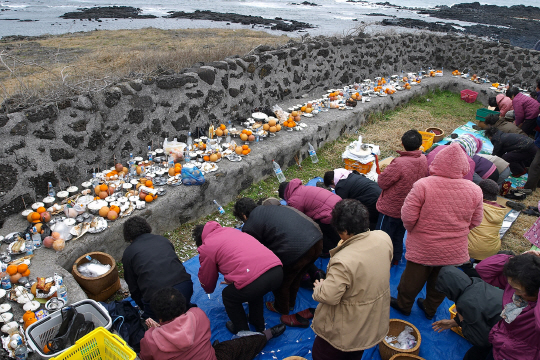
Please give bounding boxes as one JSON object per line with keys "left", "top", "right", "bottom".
{"left": 165, "top": 90, "right": 535, "bottom": 260}
{"left": 0, "top": 28, "right": 291, "bottom": 103}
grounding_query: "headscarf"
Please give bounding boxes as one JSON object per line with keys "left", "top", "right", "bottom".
{"left": 334, "top": 168, "right": 352, "bottom": 186}
{"left": 452, "top": 134, "right": 483, "bottom": 157}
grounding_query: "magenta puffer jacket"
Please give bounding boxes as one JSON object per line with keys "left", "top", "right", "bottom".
{"left": 496, "top": 94, "right": 513, "bottom": 117}
{"left": 284, "top": 178, "right": 341, "bottom": 224}
{"left": 476, "top": 254, "right": 540, "bottom": 360}
{"left": 513, "top": 92, "right": 540, "bottom": 125}
{"left": 402, "top": 143, "right": 484, "bottom": 266}
{"left": 376, "top": 150, "right": 428, "bottom": 219}
{"left": 197, "top": 222, "right": 282, "bottom": 292}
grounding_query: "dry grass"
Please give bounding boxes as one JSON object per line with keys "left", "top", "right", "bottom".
{"left": 0, "top": 28, "right": 291, "bottom": 103}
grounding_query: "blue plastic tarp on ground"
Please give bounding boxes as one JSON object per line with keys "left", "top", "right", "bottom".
{"left": 182, "top": 243, "right": 473, "bottom": 359}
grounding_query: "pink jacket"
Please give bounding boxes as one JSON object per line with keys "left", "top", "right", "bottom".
{"left": 496, "top": 94, "right": 513, "bottom": 117}
{"left": 140, "top": 307, "right": 216, "bottom": 360}
{"left": 426, "top": 145, "right": 475, "bottom": 181}
{"left": 197, "top": 222, "right": 282, "bottom": 292}
{"left": 402, "top": 143, "right": 484, "bottom": 266}
{"left": 476, "top": 254, "right": 540, "bottom": 360}
{"left": 376, "top": 150, "right": 428, "bottom": 219}
{"left": 513, "top": 92, "right": 540, "bottom": 125}
{"left": 284, "top": 178, "right": 342, "bottom": 224}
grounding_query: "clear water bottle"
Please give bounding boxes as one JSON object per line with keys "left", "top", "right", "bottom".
{"left": 32, "top": 226, "right": 42, "bottom": 249}
{"left": 272, "top": 160, "right": 286, "bottom": 183}
{"left": 47, "top": 182, "right": 55, "bottom": 197}
{"left": 85, "top": 255, "right": 102, "bottom": 265}
{"left": 129, "top": 153, "right": 136, "bottom": 176}
{"left": 308, "top": 143, "right": 319, "bottom": 163}
{"left": 184, "top": 149, "right": 191, "bottom": 163}
{"left": 213, "top": 200, "right": 225, "bottom": 215}
{"left": 1, "top": 272, "right": 11, "bottom": 290}
{"left": 147, "top": 145, "right": 152, "bottom": 162}
{"left": 91, "top": 173, "right": 99, "bottom": 187}
{"left": 56, "top": 281, "right": 68, "bottom": 304}
{"left": 14, "top": 339, "right": 27, "bottom": 360}
{"left": 25, "top": 234, "right": 33, "bottom": 256}
{"left": 168, "top": 155, "right": 174, "bottom": 169}
{"left": 226, "top": 121, "right": 232, "bottom": 144}
{"left": 187, "top": 132, "right": 193, "bottom": 150}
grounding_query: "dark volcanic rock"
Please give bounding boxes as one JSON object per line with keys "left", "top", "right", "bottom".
{"left": 165, "top": 10, "right": 314, "bottom": 32}
{"left": 60, "top": 6, "right": 157, "bottom": 19}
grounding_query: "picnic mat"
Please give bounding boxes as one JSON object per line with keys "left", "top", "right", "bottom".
{"left": 437, "top": 121, "right": 528, "bottom": 188}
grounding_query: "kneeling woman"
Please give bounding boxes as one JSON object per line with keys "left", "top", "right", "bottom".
{"left": 311, "top": 199, "right": 393, "bottom": 360}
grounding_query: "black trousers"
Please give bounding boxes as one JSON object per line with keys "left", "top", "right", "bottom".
{"left": 463, "top": 345, "right": 493, "bottom": 360}
{"left": 502, "top": 145, "right": 537, "bottom": 175}
{"left": 376, "top": 213, "right": 405, "bottom": 262}
{"left": 222, "top": 266, "right": 283, "bottom": 332}
{"left": 520, "top": 118, "right": 538, "bottom": 135}
{"left": 316, "top": 221, "right": 341, "bottom": 255}
{"left": 524, "top": 145, "right": 540, "bottom": 190}
{"left": 312, "top": 336, "right": 364, "bottom": 360}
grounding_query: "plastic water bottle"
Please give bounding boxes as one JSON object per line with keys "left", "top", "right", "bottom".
{"left": 56, "top": 280, "right": 68, "bottom": 304}
{"left": 147, "top": 145, "right": 152, "bottom": 162}
{"left": 187, "top": 132, "right": 193, "bottom": 150}
{"left": 14, "top": 339, "right": 27, "bottom": 360}
{"left": 273, "top": 160, "right": 286, "bottom": 183}
{"left": 85, "top": 255, "right": 102, "bottom": 265}
{"left": 32, "top": 226, "right": 41, "bottom": 249}
{"left": 213, "top": 200, "right": 225, "bottom": 215}
{"left": 184, "top": 149, "right": 191, "bottom": 163}
{"left": 129, "top": 153, "right": 136, "bottom": 176}
{"left": 1, "top": 272, "right": 11, "bottom": 290}
{"left": 226, "top": 121, "right": 232, "bottom": 144}
{"left": 25, "top": 234, "right": 33, "bottom": 256}
{"left": 47, "top": 182, "right": 55, "bottom": 197}
{"left": 308, "top": 143, "right": 319, "bottom": 163}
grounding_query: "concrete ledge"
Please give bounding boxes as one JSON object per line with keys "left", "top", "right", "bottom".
{"left": 1, "top": 74, "right": 489, "bottom": 306}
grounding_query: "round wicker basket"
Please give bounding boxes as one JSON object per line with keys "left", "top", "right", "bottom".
{"left": 389, "top": 354, "right": 426, "bottom": 360}
{"left": 283, "top": 357, "right": 307, "bottom": 360}
{"left": 379, "top": 319, "right": 421, "bottom": 360}
{"left": 425, "top": 127, "right": 445, "bottom": 143}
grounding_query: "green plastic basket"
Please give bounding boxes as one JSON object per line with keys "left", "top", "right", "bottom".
{"left": 476, "top": 108, "right": 500, "bottom": 122}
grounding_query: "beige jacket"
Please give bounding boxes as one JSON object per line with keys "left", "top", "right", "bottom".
{"left": 468, "top": 201, "right": 507, "bottom": 260}
{"left": 311, "top": 230, "right": 393, "bottom": 351}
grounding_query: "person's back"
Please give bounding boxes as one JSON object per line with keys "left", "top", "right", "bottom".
{"left": 197, "top": 222, "right": 282, "bottom": 292}
{"left": 491, "top": 130, "right": 534, "bottom": 156}
{"left": 468, "top": 180, "right": 506, "bottom": 261}
{"left": 513, "top": 92, "right": 540, "bottom": 126}
{"left": 122, "top": 233, "right": 191, "bottom": 307}
{"left": 496, "top": 94, "right": 513, "bottom": 117}
{"left": 426, "top": 145, "right": 475, "bottom": 181}
{"left": 140, "top": 307, "right": 216, "bottom": 360}
{"left": 282, "top": 178, "right": 341, "bottom": 224}
{"left": 402, "top": 143, "right": 484, "bottom": 266}
{"left": 242, "top": 205, "right": 322, "bottom": 266}
{"left": 485, "top": 114, "right": 525, "bottom": 135}
{"left": 335, "top": 172, "right": 381, "bottom": 227}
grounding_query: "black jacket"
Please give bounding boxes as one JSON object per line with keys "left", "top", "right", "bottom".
{"left": 122, "top": 233, "right": 191, "bottom": 307}
{"left": 242, "top": 205, "right": 322, "bottom": 266}
{"left": 436, "top": 266, "right": 503, "bottom": 347}
{"left": 491, "top": 130, "right": 535, "bottom": 157}
{"left": 335, "top": 172, "right": 382, "bottom": 225}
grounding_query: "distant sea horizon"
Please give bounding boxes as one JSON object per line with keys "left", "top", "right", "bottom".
{"left": 0, "top": 0, "right": 534, "bottom": 38}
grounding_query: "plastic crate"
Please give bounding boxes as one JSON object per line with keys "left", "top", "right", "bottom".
{"left": 343, "top": 158, "right": 373, "bottom": 174}
{"left": 461, "top": 89, "right": 478, "bottom": 103}
{"left": 449, "top": 304, "right": 464, "bottom": 338}
{"left": 26, "top": 299, "right": 112, "bottom": 359}
{"left": 418, "top": 131, "right": 435, "bottom": 151}
{"left": 476, "top": 108, "right": 500, "bottom": 122}
{"left": 51, "top": 327, "right": 136, "bottom": 360}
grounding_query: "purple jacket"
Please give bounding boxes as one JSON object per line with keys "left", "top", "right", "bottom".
{"left": 472, "top": 155, "right": 497, "bottom": 179}
{"left": 513, "top": 93, "right": 540, "bottom": 126}
{"left": 476, "top": 254, "right": 540, "bottom": 360}
{"left": 197, "top": 222, "right": 282, "bottom": 292}
{"left": 284, "top": 178, "right": 341, "bottom": 224}
{"left": 427, "top": 145, "right": 475, "bottom": 181}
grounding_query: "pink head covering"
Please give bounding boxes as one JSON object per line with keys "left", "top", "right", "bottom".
{"left": 334, "top": 168, "right": 352, "bottom": 185}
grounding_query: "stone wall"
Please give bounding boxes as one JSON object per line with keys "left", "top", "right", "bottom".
{"left": 1, "top": 32, "right": 539, "bottom": 226}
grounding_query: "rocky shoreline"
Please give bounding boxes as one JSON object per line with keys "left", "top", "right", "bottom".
{"left": 60, "top": 6, "right": 157, "bottom": 19}
{"left": 380, "top": 2, "right": 540, "bottom": 49}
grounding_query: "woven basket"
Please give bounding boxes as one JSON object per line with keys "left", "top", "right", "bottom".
{"left": 425, "top": 127, "right": 445, "bottom": 143}
{"left": 72, "top": 252, "right": 119, "bottom": 296}
{"left": 389, "top": 354, "right": 426, "bottom": 360}
{"left": 283, "top": 357, "right": 307, "bottom": 360}
{"left": 379, "top": 319, "right": 421, "bottom": 360}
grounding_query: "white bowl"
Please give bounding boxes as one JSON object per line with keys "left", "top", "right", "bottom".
{"left": 31, "top": 202, "right": 44, "bottom": 210}
{"left": 81, "top": 181, "right": 92, "bottom": 188}
{"left": 43, "top": 196, "right": 55, "bottom": 205}
{"left": 67, "top": 186, "right": 78, "bottom": 194}
{"left": 21, "top": 209, "right": 32, "bottom": 217}
{"left": 57, "top": 191, "right": 69, "bottom": 199}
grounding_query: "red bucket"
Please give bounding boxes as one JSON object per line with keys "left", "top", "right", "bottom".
{"left": 460, "top": 89, "right": 478, "bottom": 103}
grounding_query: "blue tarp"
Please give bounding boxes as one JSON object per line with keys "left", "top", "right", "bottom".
{"left": 183, "top": 174, "right": 474, "bottom": 359}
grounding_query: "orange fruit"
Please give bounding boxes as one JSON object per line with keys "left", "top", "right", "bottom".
{"left": 235, "top": 146, "right": 243, "bottom": 155}
{"left": 21, "top": 269, "right": 31, "bottom": 277}
{"left": 300, "top": 106, "right": 306, "bottom": 112}
{"left": 99, "top": 206, "right": 110, "bottom": 217}
{"left": 36, "top": 207, "right": 46, "bottom": 214}
{"left": 145, "top": 180, "right": 153, "bottom": 187}
{"left": 17, "top": 264, "right": 28, "bottom": 274}
{"left": 276, "top": 124, "right": 282, "bottom": 131}
{"left": 174, "top": 163, "right": 181, "bottom": 169}
{"left": 6, "top": 265, "right": 17, "bottom": 276}
{"left": 168, "top": 168, "right": 176, "bottom": 176}
{"left": 220, "top": 124, "right": 226, "bottom": 130}
{"left": 99, "top": 191, "right": 108, "bottom": 199}
{"left": 242, "top": 145, "right": 249, "bottom": 150}
{"left": 145, "top": 194, "right": 153, "bottom": 202}
{"left": 31, "top": 212, "right": 41, "bottom": 221}
{"left": 23, "top": 311, "right": 35, "bottom": 322}
{"left": 99, "top": 184, "right": 108, "bottom": 192}
{"left": 288, "top": 122, "right": 295, "bottom": 128}
{"left": 242, "top": 149, "right": 249, "bottom": 155}
{"left": 240, "top": 133, "right": 248, "bottom": 141}
{"left": 263, "top": 124, "right": 270, "bottom": 131}
{"left": 242, "top": 129, "right": 248, "bottom": 134}
{"left": 269, "top": 126, "right": 277, "bottom": 133}
{"left": 203, "top": 155, "right": 210, "bottom": 162}
{"left": 110, "top": 205, "right": 120, "bottom": 214}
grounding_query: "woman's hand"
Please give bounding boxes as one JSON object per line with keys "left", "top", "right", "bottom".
{"left": 313, "top": 279, "right": 325, "bottom": 288}
{"left": 220, "top": 280, "right": 232, "bottom": 285}
{"left": 523, "top": 250, "right": 540, "bottom": 257}
{"left": 432, "top": 319, "right": 458, "bottom": 332}
{"left": 145, "top": 318, "right": 160, "bottom": 328}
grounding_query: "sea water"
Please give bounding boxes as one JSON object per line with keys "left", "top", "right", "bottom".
{"left": 0, "top": 0, "right": 531, "bottom": 39}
